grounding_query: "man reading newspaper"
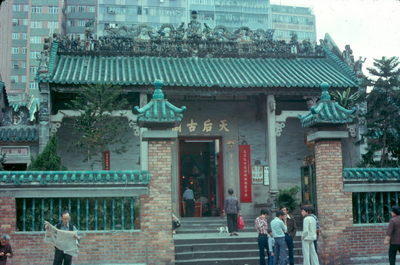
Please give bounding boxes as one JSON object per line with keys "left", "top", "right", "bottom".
{"left": 44, "top": 211, "right": 80, "bottom": 265}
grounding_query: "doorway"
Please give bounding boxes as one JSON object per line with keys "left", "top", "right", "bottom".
{"left": 179, "top": 138, "right": 223, "bottom": 217}
{"left": 3, "top": 163, "right": 27, "bottom": 171}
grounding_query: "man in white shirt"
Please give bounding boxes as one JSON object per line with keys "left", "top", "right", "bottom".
{"left": 271, "top": 210, "right": 287, "bottom": 265}
{"left": 301, "top": 206, "right": 319, "bottom": 265}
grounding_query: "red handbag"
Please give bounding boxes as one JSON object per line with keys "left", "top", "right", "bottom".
{"left": 237, "top": 215, "right": 245, "bottom": 230}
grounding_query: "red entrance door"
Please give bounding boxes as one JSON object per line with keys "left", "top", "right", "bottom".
{"left": 178, "top": 137, "right": 224, "bottom": 217}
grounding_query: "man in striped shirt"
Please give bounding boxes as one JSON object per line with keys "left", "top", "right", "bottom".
{"left": 255, "top": 209, "right": 270, "bottom": 265}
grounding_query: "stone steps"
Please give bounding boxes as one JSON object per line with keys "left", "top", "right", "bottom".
{"left": 174, "top": 217, "right": 304, "bottom": 265}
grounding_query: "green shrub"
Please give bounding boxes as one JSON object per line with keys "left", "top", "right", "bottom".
{"left": 28, "top": 136, "right": 66, "bottom": 171}
{"left": 276, "top": 186, "right": 300, "bottom": 212}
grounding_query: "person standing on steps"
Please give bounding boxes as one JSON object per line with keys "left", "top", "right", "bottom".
{"left": 182, "top": 186, "right": 195, "bottom": 217}
{"left": 271, "top": 210, "right": 288, "bottom": 265}
{"left": 281, "top": 206, "right": 297, "bottom": 265}
{"left": 255, "top": 209, "right": 270, "bottom": 265}
{"left": 223, "top": 188, "right": 240, "bottom": 236}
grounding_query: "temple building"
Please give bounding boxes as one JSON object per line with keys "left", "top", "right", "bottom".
{"left": 35, "top": 13, "right": 363, "bottom": 217}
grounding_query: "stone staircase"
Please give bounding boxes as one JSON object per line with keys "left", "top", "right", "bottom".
{"left": 174, "top": 217, "right": 303, "bottom": 265}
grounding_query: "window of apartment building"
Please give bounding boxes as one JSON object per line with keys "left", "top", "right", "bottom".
{"left": 11, "top": 76, "right": 18, "bottom": 83}
{"left": 30, "top": 36, "right": 42, "bottom": 44}
{"left": 137, "top": 6, "right": 142, "bottom": 15}
{"left": 12, "top": 4, "right": 21, "bottom": 12}
{"left": 22, "top": 33, "right": 27, "bottom": 40}
{"left": 30, "top": 51, "right": 41, "bottom": 59}
{"left": 21, "top": 62, "right": 26, "bottom": 68}
{"left": 30, "top": 21, "right": 43, "bottom": 28}
{"left": 30, "top": 66, "right": 38, "bottom": 75}
{"left": 31, "top": 6, "right": 42, "bottom": 14}
{"left": 29, "top": 82, "right": 39, "bottom": 90}
{"left": 12, "top": 61, "right": 19, "bottom": 69}
{"left": 23, "top": 5, "right": 29, "bottom": 12}
{"left": 88, "top": 6, "right": 95, "bottom": 13}
{"left": 21, "top": 47, "right": 27, "bottom": 54}
{"left": 12, "top": 33, "right": 20, "bottom": 40}
{"left": 67, "top": 6, "right": 76, "bottom": 13}
{"left": 12, "top": 19, "right": 19, "bottom": 26}
{"left": 76, "top": 20, "right": 85, "bottom": 27}
{"left": 78, "top": 6, "right": 86, "bottom": 12}
{"left": 23, "top": 19, "right": 28, "bottom": 26}
{"left": 48, "top": 6, "right": 59, "bottom": 14}
{"left": 107, "top": 6, "right": 126, "bottom": 14}
{"left": 11, "top": 47, "right": 19, "bottom": 54}
{"left": 20, "top": 76, "right": 27, "bottom": 83}
{"left": 48, "top": 21, "right": 59, "bottom": 29}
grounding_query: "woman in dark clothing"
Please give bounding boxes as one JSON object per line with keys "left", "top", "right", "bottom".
{"left": 0, "top": 234, "right": 13, "bottom": 265}
{"left": 223, "top": 188, "right": 240, "bottom": 236}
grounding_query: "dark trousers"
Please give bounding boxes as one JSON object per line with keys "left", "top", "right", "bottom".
{"left": 53, "top": 248, "right": 72, "bottom": 265}
{"left": 185, "top": 199, "right": 195, "bottom": 217}
{"left": 226, "top": 213, "right": 238, "bottom": 233}
{"left": 314, "top": 240, "right": 318, "bottom": 254}
{"left": 285, "top": 233, "right": 294, "bottom": 265}
{"left": 389, "top": 244, "right": 400, "bottom": 265}
{"left": 274, "top": 237, "right": 288, "bottom": 265}
{"left": 258, "top": 234, "right": 269, "bottom": 265}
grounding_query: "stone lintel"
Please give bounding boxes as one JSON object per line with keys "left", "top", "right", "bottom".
{"left": 344, "top": 182, "right": 400, "bottom": 192}
{"left": 0, "top": 186, "right": 148, "bottom": 198}
{"left": 307, "top": 130, "right": 348, "bottom": 142}
{"left": 142, "top": 130, "right": 178, "bottom": 141}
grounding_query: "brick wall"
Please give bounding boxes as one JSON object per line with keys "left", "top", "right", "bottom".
{"left": 142, "top": 139, "right": 175, "bottom": 265}
{"left": 0, "top": 140, "right": 175, "bottom": 265}
{"left": 340, "top": 225, "right": 387, "bottom": 258}
{"left": 314, "top": 140, "right": 353, "bottom": 265}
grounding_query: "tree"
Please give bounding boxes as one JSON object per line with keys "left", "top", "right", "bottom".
{"left": 28, "top": 136, "right": 66, "bottom": 170}
{"left": 330, "top": 87, "right": 360, "bottom": 109}
{"left": 68, "top": 84, "right": 131, "bottom": 167}
{"left": 360, "top": 56, "right": 400, "bottom": 167}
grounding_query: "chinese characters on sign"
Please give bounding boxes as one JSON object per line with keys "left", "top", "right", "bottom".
{"left": 252, "top": 165, "right": 270, "bottom": 186}
{"left": 1, "top": 147, "right": 29, "bottom": 156}
{"left": 172, "top": 119, "right": 230, "bottom": 133}
{"left": 252, "top": 166, "right": 264, "bottom": 185}
{"left": 239, "top": 145, "right": 252, "bottom": 203}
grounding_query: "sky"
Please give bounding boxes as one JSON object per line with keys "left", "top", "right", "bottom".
{"left": 270, "top": 0, "right": 400, "bottom": 74}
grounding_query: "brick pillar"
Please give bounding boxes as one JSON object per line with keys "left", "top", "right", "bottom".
{"left": 314, "top": 140, "right": 353, "bottom": 265}
{"left": 0, "top": 197, "right": 16, "bottom": 234}
{"left": 141, "top": 139, "right": 175, "bottom": 265}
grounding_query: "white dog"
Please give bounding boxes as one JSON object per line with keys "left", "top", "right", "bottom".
{"left": 218, "top": 226, "right": 229, "bottom": 234}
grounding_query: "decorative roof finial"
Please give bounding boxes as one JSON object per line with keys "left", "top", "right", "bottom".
{"left": 153, "top": 80, "right": 164, "bottom": 100}
{"left": 320, "top": 82, "right": 331, "bottom": 101}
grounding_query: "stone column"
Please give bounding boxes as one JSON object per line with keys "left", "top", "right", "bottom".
{"left": 267, "top": 95, "right": 278, "bottom": 192}
{"left": 139, "top": 93, "right": 148, "bottom": 170}
{"left": 313, "top": 138, "right": 353, "bottom": 264}
{"left": 38, "top": 83, "right": 51, "bottom": 152}
{"left": 140, "top": 131, "right": 176, "bottom": 265}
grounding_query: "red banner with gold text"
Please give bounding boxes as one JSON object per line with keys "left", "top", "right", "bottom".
{"left": 239, "top": 145, "right": 252, "bottom": 203}
{"left": 103, "top": 151, "right": 110, "bottom": 170}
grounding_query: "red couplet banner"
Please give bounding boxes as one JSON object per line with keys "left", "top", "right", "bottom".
{"left": 103, "top": 151, "right": 110, "bottom": 170}
{"left": 239, "top": 145, "right": 252, "bottom": 203}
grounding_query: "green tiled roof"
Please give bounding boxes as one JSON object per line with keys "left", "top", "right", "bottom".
{"left": 0, "top": 126, "right": 38, "bottom": 142}
{"left": 0, "top": 170, "right": 150, "bottom": 185}
{"left": 39, "top": 51, "right": 358, "bottom": 89}
{"left": 344, "top": 168, "right": 400, "bottom": 181}
{"left": 299, "top": 82, "right": 356, "bottom": 127}
{"left": 134, "top": 80, "right": 186, "bottom": 129}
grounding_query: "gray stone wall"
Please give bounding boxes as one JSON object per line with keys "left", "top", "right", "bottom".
{"left": 56, "top": 117, "right": 141, "bottom": 171}
{"left": 277, "top": 118, "right": 311, "bottom": 188}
